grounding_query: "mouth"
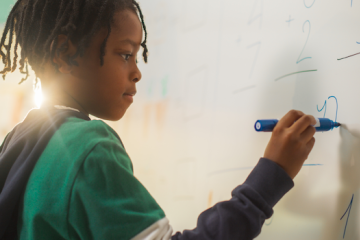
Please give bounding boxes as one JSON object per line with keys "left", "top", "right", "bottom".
{"left": 124, "top": 90, "right": 136, "bottom": 96}
{"left": 123, "top": 91, "right": 136, "bottom": 102}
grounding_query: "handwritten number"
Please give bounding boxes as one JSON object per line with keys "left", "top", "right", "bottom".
{"left": 340, "top": 194, "right": 354, "bottom": 239}
{"left": 297, "top": 20, "right": 312, "bottom": 64}
{"left": 316, "top": 96, "right": 338, "bottom": 130}
{"left": 304, "top": 0, "right": 316, "bottom": 8}
{"left": 247, "top": 42, "right": 261, "bottom": 78}
{"left": 317, "top": 100, "right": 327, "bottom": 118}
{"left": 248, "top": 0, "right": 263, "bottom": 29}
{"left": 317, "top": 97, "right": 339, "bottom": 119}
{"left": 328, "top": 96, "right": 338, "bottom": 123}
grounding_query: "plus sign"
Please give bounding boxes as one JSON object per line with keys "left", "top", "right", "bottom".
{"left": 286, "top": 15, "right": 294, "bottom": 27}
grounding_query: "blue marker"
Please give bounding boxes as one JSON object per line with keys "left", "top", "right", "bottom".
{"left": 254, "top": 118, "right": 341, "bottom": 132}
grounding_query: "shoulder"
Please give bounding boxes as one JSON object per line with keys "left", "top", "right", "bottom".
{"left": 63, "top": 117, "right": 132, "bottom": 171}
{"left": 58, "top": 116, "right": 123, "bottom": 148}
{"left": 43, "top": 116, "right": 129, "bottom": 171}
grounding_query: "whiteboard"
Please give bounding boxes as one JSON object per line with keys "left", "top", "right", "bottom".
{"left": 117, "top": 0, "right": 360, "bottom": 239}
{"left": 2, "top": 0, "right": 360, "bottom": 239}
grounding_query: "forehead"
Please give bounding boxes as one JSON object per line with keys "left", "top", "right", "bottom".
{"left": 110, "top": 9, "right": 143, "bottom": 44}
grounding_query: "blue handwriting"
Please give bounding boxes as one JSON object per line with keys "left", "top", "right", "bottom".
{"left": 340, "top": 194, "right": 354, "bottom": 239}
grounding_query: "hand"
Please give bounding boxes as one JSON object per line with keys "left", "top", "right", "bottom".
{"left": 263, "top": 110, "right": 316, "bottom": 179}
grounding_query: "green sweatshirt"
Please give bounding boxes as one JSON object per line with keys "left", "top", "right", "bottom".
{"left": 17, "top": 116, "right": 165, "bottom": 240}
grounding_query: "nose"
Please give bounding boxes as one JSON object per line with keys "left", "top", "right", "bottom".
{"left": 131, "top": 63, "right": 142, "bottom": 83}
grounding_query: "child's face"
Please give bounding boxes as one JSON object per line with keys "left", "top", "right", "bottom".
{"left": 43, "top": 9, "right": 143, "bottom": 121}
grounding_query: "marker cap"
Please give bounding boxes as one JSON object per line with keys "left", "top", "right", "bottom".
{"left": 255, "top": 119, "right": 279, "bottom": 132}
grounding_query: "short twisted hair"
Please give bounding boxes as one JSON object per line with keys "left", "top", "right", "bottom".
{"left": 0, "top": 0, "right": 148, "bottom": 85}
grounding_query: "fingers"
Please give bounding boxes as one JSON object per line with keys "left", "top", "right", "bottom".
{"left": 276, "top": 110, "right": 304, "bottom": 129}
{"left": 300, "top": 125, "right": 316, "bottom": 143}
{"left": 292, "top": 115, "right": 317, "bottom": 135}
{"left": 306, "top": 137, "right": 316, "bottom": 151}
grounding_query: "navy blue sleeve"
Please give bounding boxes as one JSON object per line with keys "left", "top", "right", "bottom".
{"left": 171, "top": 158, "right": 294, "bottom": 240}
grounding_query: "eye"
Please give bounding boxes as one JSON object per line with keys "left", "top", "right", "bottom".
{"left": 120, "top": 54, "right": 133, "bottom": 61}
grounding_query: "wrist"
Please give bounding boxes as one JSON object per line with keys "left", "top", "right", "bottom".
{"left": 262, "top": 156, "right": 295, "bottom": 179}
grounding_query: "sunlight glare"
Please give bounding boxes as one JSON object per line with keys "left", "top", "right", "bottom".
{"left": 33, "top": 80, "right": 43, "bottom": 108}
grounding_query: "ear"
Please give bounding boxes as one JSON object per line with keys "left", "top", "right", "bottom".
{"left": 50, "top": 34, "right": 78, "bottom": 74}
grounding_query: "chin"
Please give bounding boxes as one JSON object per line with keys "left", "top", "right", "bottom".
{"left": 93, "top": 108, "right": 127, "bottom": 121}
{"left": 111, "top": 107, "right": 128, "bottom": 121}
{"left": 114, "top": 111, "right": 126, "bottom": 121}
{"left": 103, "top": 112, "right": 125, "bottom": 121}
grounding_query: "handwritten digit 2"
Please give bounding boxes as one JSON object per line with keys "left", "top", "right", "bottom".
{"left": 304, "top": 0, "right": 316, "bottom": 8}
{"left": 297, "top": 20, "right": 312, "bottom": 64}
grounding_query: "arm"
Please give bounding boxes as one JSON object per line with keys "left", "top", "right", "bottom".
{"left": 67, "top": 140, "right": 167, "bottom": 240}
{"left": 172, "top": 110, "right": 316, "bottom": 240}
{"left": 67, "top": 111, "right": 315, "bottom": 240}
{"left": 171, "top": 158, "right": 293, "bottom": 240}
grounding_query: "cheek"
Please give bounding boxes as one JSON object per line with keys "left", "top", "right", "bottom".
{"left": 99, "top": 73, "right": 129, "bottom": 105}
{"left": 98, "top": 55, "right": 128, "bottom": 82}
{"left": 82, "top": 55, "right": 126, "bottom": 86}
{"left": 75, "top": 51, "right": 129, "bottom": 101}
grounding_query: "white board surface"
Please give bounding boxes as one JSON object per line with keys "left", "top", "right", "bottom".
{"left": 118, "top": 0, "right": 360, "bottom": 239}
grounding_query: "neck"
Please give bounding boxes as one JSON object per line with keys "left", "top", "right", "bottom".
{"left": 39, "top": 74, "right": 90, "bottom": 117}
{"left": 41, "top": 91, "right": 90, "bottom": 117}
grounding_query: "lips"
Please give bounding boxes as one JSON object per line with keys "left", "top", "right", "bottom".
{"left": 123, "top": 91, "right": 136, "bottom": 97}
{"left": 123, "top": 90, "right": 136, "bottom": 103}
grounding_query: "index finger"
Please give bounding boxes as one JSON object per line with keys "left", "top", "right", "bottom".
{"left": 276, "top": 110, "right": 305, "bottom": 129}
{"left": 291, "top": 114, "right": 317, "bottom": 134}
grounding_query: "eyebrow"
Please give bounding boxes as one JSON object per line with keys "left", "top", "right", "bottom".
{"left": 118, "top": 39, "right": 141, "bottom": 47}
